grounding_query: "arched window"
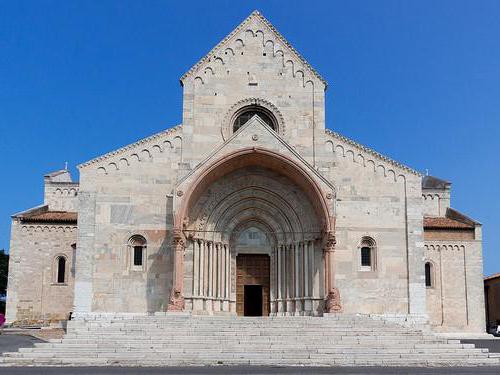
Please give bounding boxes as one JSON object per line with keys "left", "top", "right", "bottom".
{"left": 55, "top": 256, "right": 66, "bottom": 284}
{"left": 359, "top": 237, "right": 376, "bottom": 271}
{"left": 128, "top": 235, "right": 147, "bottom": 269}
{"left": 232, "top": 106, "right": 277, "bottom": 133}
{"left": 425, "top": 262, "right": 433, "bottom": 287}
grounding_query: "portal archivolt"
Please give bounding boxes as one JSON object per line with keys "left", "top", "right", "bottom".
{"left": 183, "top": 166, "right": 323, "bottom": 315}
{"left": 167, "top": 149, "right": 342, "bottom": 316}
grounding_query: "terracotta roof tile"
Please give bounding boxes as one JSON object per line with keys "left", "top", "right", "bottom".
{"left": 423, "top": 217, "right": 474, "bottom": 229}
{"left": 20, "top": 211, "right": 77, "bottom": 223}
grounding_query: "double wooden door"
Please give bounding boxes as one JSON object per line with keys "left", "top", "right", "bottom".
{"left": 236, "top": 254, "right": 270, "bottom": 316}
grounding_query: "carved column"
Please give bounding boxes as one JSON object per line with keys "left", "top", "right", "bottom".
{"left": 199, "top": 240, "right": 205, "bottom": 297}
{"left": 304, "top": 241, "right": 309, "bottom": 297}
{"left": 294, "top": 242, "right": 301, "bottom": 314}
{"left": 324, "top": 232, "right": 342, "bottom": 313}
{"left": 167, "top": 230, "right": 186, "bottom": 311}
{"left": 207, "top": 242, "right": 213, "bottom": 298}
{"left": 193, "top": 240, "right": 199, "bottom": 297}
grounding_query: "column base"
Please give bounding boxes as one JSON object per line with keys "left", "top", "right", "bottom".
{"left": 167, "top": 288, "right": 185, "bottom": 312}
{"left": 324, "top": 287, "right": 342, "bottom": 313}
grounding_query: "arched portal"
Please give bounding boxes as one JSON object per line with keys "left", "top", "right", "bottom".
{"left": 168, "top": 148, "right": 341, "bottom": 316}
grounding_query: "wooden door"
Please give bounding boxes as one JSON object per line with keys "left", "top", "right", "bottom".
{"left": 236, "top": 254, "right": 270, "bottom": 316}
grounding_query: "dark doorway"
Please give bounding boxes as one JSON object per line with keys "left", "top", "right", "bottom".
{"left": 244, "top": 285, "right": 263, "bottom": 316}
{"left": 236, "top": 254, "right": 270, "bottom": 316}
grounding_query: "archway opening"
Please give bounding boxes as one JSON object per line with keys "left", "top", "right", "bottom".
{"left": 180, "top": 152, "right": 331, "bottom": 316}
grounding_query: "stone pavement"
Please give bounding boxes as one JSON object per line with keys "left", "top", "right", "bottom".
{"left": 462, "top": 339, "right": 500, "bottom": 354}
{"left": 0, "top": 334, "right": 43, "bottom": 355}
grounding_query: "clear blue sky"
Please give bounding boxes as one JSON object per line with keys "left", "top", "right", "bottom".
{"left": 1, "top": 1, "right": 499, "bottom": 275}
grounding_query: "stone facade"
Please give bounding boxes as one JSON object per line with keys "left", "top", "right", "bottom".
{"left": 6, "top": 11, "right": 485, "bottom": 333}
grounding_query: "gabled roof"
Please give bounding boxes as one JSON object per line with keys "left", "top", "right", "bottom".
{"left": 446, "top": 207, "right": 480, "bottom": 226}
{"left": 44, "top": 169, "right": 68, "bottom": 179}
{"left": 422, "top": 175, "right": 451, "bottom": 189}
{"left": 44, "top": 169, "right": 76, "bottom": 184}
{"left": 423, "top": 217, "right": 474, "bottom": 229}
{"left": 13, "top": 205, "right": 77, "bottom": 224}
{"left": 424, "top": 207, "right": 480, "bottom": 230}
{"left": 180, "top": 10, "right": 327, "bottom": 87}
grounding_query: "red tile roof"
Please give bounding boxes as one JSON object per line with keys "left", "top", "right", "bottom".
{"left": 20, "top": 211, "right": 77, "bottom": 223}
{"left": 423, "top": 217, "right": 474, "bottom": 229}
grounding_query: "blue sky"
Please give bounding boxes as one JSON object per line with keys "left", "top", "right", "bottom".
{"left": 1, "top": 1, "right": 499, "bottom": 275}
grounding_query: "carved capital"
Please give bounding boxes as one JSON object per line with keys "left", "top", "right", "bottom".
{"left": 167, "top": 287, "right": 185, "bottom": 312}
{"left": 173, "top": 229, "right": 185, "bottom": 249}
{"left": 324, "top": 231, "right": 336, "bottom": 253}
{"left": 325, "top": 287, "right": 343, "bottom": 313}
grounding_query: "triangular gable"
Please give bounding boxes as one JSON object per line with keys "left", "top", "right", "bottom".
{"left": 180, "top": 10, "right": 327, "bottom": 88}
{"left": 177, "top": 115, "right": 334, "bottom": 192}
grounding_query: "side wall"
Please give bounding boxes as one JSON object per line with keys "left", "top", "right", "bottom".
{"left": 424, "top": 238, "right": 485, "bottom": 332}
{"left": 6, "top": 220, "right": 76, "bottom": 323}
{"left": 74, "top": 130, "right": 182, "bottom": 314}
{"left": 322, "top": 133, "right": 425, "bottom": 316}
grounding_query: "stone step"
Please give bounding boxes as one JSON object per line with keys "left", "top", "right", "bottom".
{"left": 4, "top": 356, "right": 495, "bottom": 367}
{"left": 70, "top": 322, "right": 413, "bottom": 327}
{"left": 53, "top": 338, "right": 451, "bottom": 346}
{"left": 2, "top": 315, "right": 495, "bottom": 367}
{"left": 35, "top": 341, "right": 461, "bottom": 349}
{"left": 14, "top": 347, "right": 489, "bottom": 356}
{"left": 71, "top": 327, "right": 424, "bottom": 333}
{"left": 61, "top": 334, "right": 438, "bottom": 342}
{"left": 68, "top": 330, "right": 428, "bottom": 336}
{"left": 5, "top": 351, "right": 493, "bottom": 361}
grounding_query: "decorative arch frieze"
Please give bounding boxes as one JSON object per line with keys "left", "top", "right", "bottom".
{"left": 20, "top": 224, "right": 77, "bottom": 233}
{"left": 81, "top": 126, "right": 182, "bottom": 175}
{"left": 53, "top": 187, "right": 79, "bottom": 197}
{"left": 424, "top": 243, "right": 466, "bottom": 252}
{"left": 325, "top": 130, "right": 420, "bottom": 182}
{"left": 183, "top": 11, "right": 326, "bottom": 90}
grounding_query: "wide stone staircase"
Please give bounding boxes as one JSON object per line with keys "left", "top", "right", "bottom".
{"left": 1, "top": 314, "right": 499, "bottom": 367}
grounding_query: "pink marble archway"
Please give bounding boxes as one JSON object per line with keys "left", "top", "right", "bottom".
{"left": 167, "top": 147, "right": 341, "bottom": 313}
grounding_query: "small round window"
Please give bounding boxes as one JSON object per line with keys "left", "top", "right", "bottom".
{"left": 233, "top": 107, "right": 276, "bottom": 133}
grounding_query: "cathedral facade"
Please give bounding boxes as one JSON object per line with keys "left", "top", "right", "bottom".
{"left": 6, "top": 11, "right": 485, "bottom": 333}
